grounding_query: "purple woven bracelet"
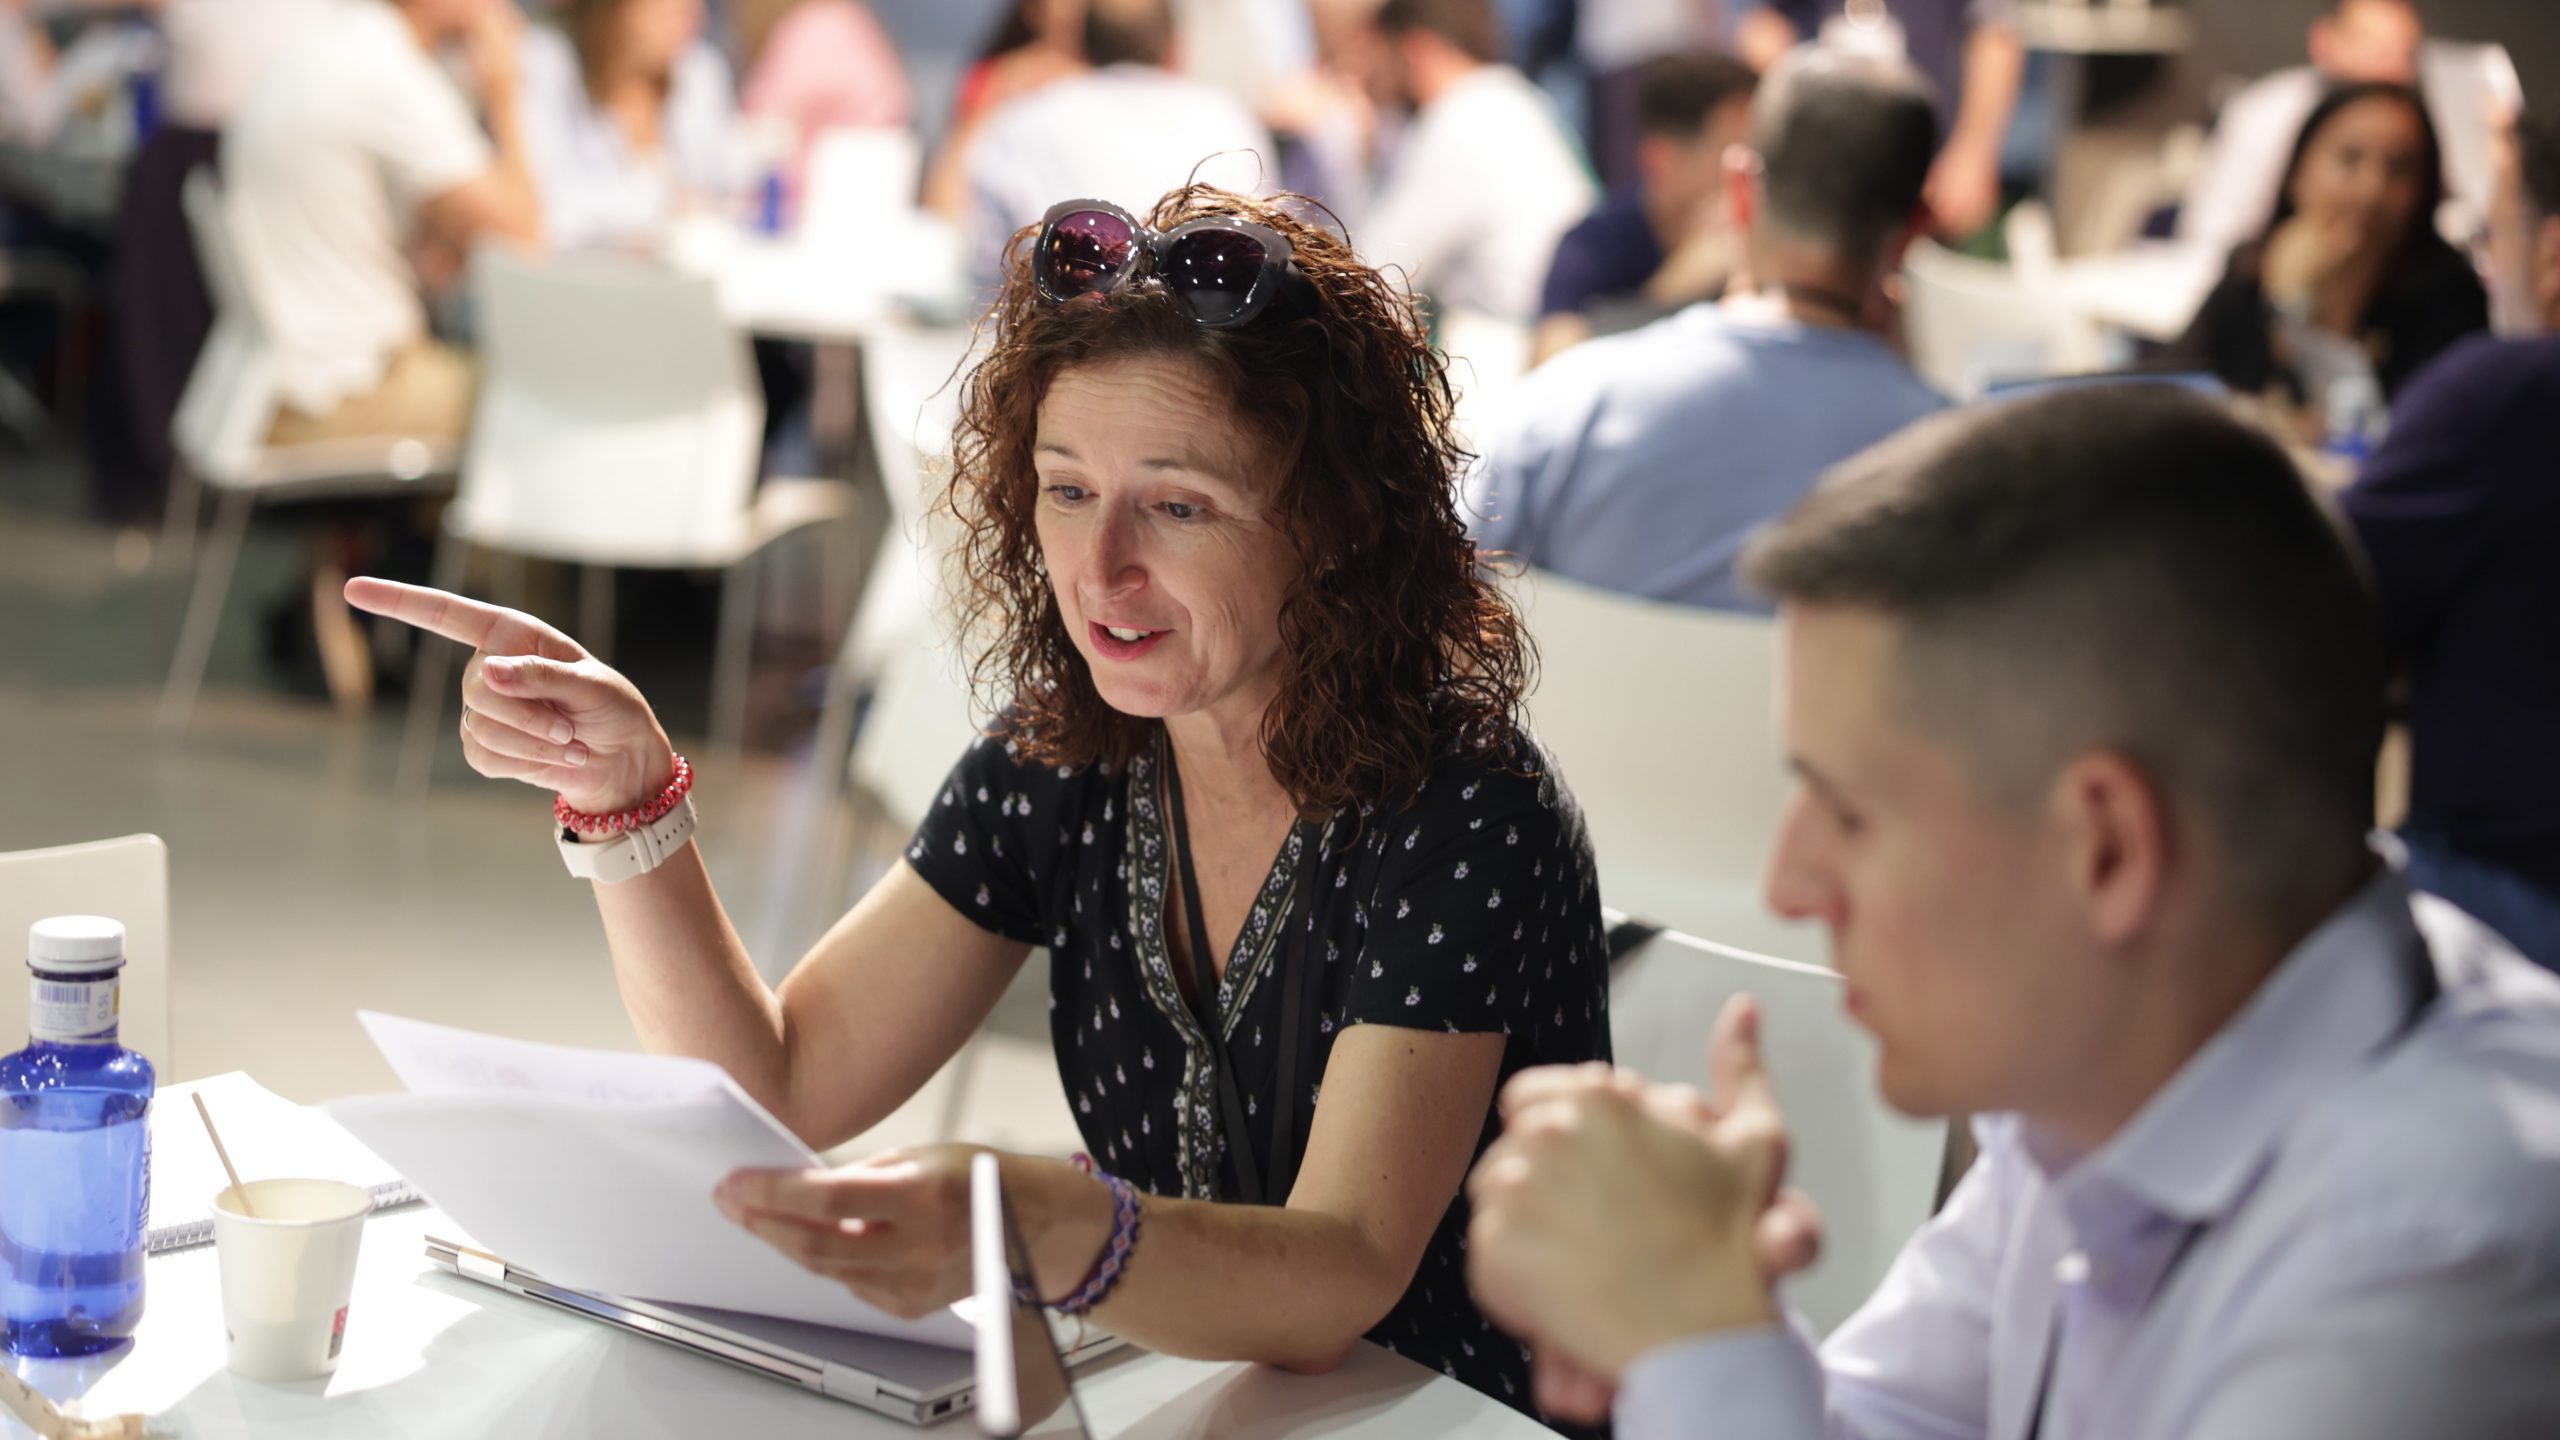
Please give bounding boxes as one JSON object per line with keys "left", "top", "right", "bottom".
{"left": 1037, "top": 1153, "right": 1143, "bottom": 1316}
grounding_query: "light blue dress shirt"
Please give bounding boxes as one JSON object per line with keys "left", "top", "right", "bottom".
{"left": 1464, "top": 302, "right": 1943, "bottom": 613}
{"left": 1615, "top": 874, "right": 2560, "bottom": 1439}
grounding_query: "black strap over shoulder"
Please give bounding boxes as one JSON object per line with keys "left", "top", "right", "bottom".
{"left": 1163, "top": 742, "right": 1313, "bottom": 1208}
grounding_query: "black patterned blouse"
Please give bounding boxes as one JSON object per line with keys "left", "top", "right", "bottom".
{"left": 904, "top": 714, "right": 1611, "bottom": 1425}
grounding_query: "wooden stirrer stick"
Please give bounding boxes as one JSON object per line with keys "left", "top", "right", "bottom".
{"left": 191, "top": 1092, "right": 256, "bottom": 1219}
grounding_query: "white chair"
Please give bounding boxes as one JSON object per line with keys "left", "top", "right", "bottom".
{"left": 0, "top": 836, "right": 173, "bottom": 1077}
{"left": 1607, "top": 913, "right": 1945, "bottom": 1336}
{"left": 799, "top": 323, "right": 984, "bottom": 828}
{"left": 397, "top": 248, "right": 856, "bottom": 792}
{"left": 840, "top": 322, "right": 976, "bottom": 683}
{"left": 1513, "top": 569, "right": 1821, "bottom": 963}
{"left": 158, "top": 169, "right": 459, "bottom": 730}
{"left": 1901, "top": 236, "right": 2106, "bottom": 400}
{"left": 1438, "top": 307, "right": 1531, "bottom": 457}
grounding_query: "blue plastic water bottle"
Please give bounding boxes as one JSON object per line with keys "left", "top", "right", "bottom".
{"left": 0, "top": 917, "right": 155, "bottom": 1358}
{"left": 757, "top": 167, "right": 787, "bottom": 236}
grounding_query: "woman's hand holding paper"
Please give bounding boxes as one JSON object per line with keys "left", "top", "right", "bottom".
{"left": 715, "top": 1146, "right": 1118, "bottom": 1322}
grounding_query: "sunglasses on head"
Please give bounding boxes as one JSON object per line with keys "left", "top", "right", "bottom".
{"left": 1032, "top": 199, "right": 1301, "bottom": 329}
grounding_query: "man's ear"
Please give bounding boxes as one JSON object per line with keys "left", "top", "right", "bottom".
{"left": 1722, "top": 145, "right": 1761, "bottom": 234}
{"left": 2048, "top": 748, "right": 2172, "bottom": 951}
{"left": 2306, "top": 15, "right": 2340, "bottom": 75}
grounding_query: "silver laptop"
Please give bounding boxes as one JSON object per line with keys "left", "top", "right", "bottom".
{"left": 426, "top": 1230, "right": 1122, "bottom": 1427}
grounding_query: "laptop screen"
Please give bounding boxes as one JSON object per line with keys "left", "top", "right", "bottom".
{"left": 971, "top": 1153, "right": 1094, "bottom": 1439}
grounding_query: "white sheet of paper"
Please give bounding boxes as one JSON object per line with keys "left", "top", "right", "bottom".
{"left": 322, "top": 1012, "right": 972, "bottom": 1347}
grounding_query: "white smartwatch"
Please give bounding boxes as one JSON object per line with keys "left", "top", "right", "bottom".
{"left": 556, "top": 797, "right": 699, "bottom": 884}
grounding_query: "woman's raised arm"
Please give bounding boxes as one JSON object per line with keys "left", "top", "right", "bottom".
{"left": 344, "top": 577, "right": 1030, "bottom": 1149}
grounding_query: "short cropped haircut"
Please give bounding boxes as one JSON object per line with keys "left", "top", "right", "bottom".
{"left": 1375, "top": 0, "right": 1504, "bottom": 66}
{"left": 1750, "top": 47, "right": 1941, "bottom": 271}
{"left": 1743, "top": 385, "right": 2386, "bottom": 927}
{"left": 1635, "top": 52, "right": 1760, "bottom": 141}
{"left": 1084, "top": 0, "right": 1174, "bottom": 69}
{"left": 2524, "top": 108, "right": 2560, "bottom": 220}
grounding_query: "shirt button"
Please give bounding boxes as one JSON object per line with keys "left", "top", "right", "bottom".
{"left": 2055, "top": 1251, "right": 2091, "bottom": 1286}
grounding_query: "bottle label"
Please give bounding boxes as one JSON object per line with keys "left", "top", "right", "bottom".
{"left": 29, "top": 974, "right": 119, "bottom": 1044}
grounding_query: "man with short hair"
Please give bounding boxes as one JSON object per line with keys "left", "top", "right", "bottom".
{"left": 1361, "top": 0, "right": 1596, "bottom": 321}
{"left": 222, "top": 0, "right": 543, "bottom": 445}
{"left": 2339, "top": 108, "right": 2560, "bottom": 970}
{"left": 1533, "top": 50, "right": 1759, "bottom": 365}
{"left": 2177, "top": 0, "right": 2497, "bottom": 260}
{"left": 963, "top": 0, "right": 1273, "bottom": 290}
{"left": 1463, "top": 384, "right": 2560, "bottom": 1439}
{"left": 1467, "top": 47, "right": 1942, "bottom": 612}
{"left": 1734, "top": 0, "right": 2022, "bottom": 238}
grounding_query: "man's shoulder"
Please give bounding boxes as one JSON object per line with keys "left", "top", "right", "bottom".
{"left": 2290, "top": 902, "right": 2560, "bottom": 1261}
{"left": 2370, "top": 334, "right": 2560, "bottom": 457}
{"left": 2405, "top": 332, "right": 2560, "bottom": 405}
{"left": 1515, "top": 307, "right": 1936, "bottom": 426}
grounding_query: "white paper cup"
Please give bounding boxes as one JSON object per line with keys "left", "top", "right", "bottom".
{"left": 211, "top": 1179, "right": 372, "bottom": 1382}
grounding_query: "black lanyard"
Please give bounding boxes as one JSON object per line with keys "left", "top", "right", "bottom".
{"left": 2023, "top": 935, "right": 2443, "bottom": 1440}
{"left": 1162, "top": 740, "right": 1318, "bottom": 1207}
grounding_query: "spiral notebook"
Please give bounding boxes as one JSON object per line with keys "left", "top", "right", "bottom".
{"left": 146, "top": 1072, "right": 419, "bottom": 1255}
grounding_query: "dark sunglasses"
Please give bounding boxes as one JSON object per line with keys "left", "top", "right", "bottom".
{"left": 1032, "top": 199, "right": 1301, "bottom": 329}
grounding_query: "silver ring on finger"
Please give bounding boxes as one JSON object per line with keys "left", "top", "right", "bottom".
{"left": 458, "top": 706, "right": 474, "bottom": 735}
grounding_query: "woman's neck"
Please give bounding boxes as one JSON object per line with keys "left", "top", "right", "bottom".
{"left": 593, "top": 64, "right": 670, "bottom": 151}
{"left": 1163, "top": 703, "right": 1293, "bottom": 821}
{"left": 2314, "top": 247, "right": 2392, "bottom": 335}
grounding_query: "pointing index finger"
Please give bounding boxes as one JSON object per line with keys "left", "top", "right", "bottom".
{"left": 343, "top": 577, "right": 581, "bottom": 659}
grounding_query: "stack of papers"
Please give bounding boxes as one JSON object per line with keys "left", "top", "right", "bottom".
{"left": 324, "top": 1012, "right": 972, "bottom": 1348}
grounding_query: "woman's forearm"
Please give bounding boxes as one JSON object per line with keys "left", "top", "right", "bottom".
{"left": 588, "top": 839, "right": 798, "bottom": 1116}
{"left": 1013, "top": 1155, "right": 1413, "bottom": 1371}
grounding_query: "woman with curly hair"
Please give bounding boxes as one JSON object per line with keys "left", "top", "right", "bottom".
{"left": 345, "top": 184, "right": 1610, "bottom": 1422}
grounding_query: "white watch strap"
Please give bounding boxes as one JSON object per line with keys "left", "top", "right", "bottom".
{"left": 557, "top": 796, "right": 699, "bottom": 884}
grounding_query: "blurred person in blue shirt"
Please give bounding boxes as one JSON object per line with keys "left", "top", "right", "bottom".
{"left": 1735, "top": 0, "right": 2020, "bottom": 238}
{"left": 1468, "top": 46, "right": 1942, "bottom": 613}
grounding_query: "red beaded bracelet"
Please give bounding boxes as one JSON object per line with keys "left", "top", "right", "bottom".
{"left": 555, "top": 754, "right": 694, "bottom": 838}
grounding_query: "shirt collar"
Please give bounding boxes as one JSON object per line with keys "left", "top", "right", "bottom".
{"left": 2035, "top": 870, "right": 2434, "bottom": 1239}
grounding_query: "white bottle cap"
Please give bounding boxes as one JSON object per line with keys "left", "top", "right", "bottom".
{"left": 29, "top": 915, "right": 126, "bottom": 975}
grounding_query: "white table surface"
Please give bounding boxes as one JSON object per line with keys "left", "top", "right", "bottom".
{"left": 16, "top": 1207, "right": 1548, "bottom": 1439}
{"left": 670, "top": 213, "right": 970, "bottom": 346}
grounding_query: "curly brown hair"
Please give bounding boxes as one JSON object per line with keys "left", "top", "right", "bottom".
{"left": 941, "top": 183, "right": 1532, "bottom": 818}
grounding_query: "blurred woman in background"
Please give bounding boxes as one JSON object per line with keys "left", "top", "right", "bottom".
{"left": 519, "top": 0, "right": 742, "bottom": 251}
{"left": 2171, "top": 81, "right": 2487, "bottom": 442}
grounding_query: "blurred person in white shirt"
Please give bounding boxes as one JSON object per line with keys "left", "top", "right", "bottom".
{"left": 962, "top": 0, "right": 1271, "bottom": 292}
{"left": 519, "top": 0, "right": 744, "bottom": 252}
{"left": 2177, "top": 0, "right": 2502, "bottom": 262}
{"left": 223, "top": 0, "right": 541, "bottom": 446}
{"left": 1363, "top": 0, "right": 1595, "bottom": 322}
{"left": 106, "top": 0, "right": 329, "bottom": 526}
{"left": 0, "top": 0, "right": 47, "bottom": 151}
